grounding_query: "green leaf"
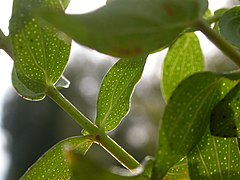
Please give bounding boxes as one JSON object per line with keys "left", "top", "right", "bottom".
{"left": 219, "top": 6, "right": 240, "bottom": 48}
{"left": 95, "top": 56, "right": 147, "bottom": 132}
{"left": 188, "top": 131, "right": 240, "bottom": 179}
{"left": 39, "top": 0, "right": 208, "bottom": 57}
{"left": 10, "top": 0, "right": 71, "bottom": 101}
{"left": 163, "top": 158, "right": 190, "bottom": 180}
{"left": 153, "top": 72, "right": 238, "bottom": 179}
{"left": 210, "top": 82, "right": 240, "bottom": 137}
{"left": 66, "top": 149, "right": 148, "bottom": 180}
{"left": 21, "top": 136, "right": 93, "bottom": 180}
{"left": 161, "top": 32, "right": 204, "bottom": 102}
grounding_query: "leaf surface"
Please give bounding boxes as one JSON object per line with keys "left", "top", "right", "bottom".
{"left": 162, "top": 32, "right": 204, "bottom": 101}
{"left": 96, "top": 56, "right": 147, "bottom": 132}
{"left": 21, "top": 136, "right": 93, "bottom": 180}
{"left": 211, "top": 82, "right": 240, "bottom": 137}
{"left": 39, "top": 0, "right": 208, "bottom": 57}
{"left": 163, "top": 158, "right": 190, "bottom": 180}
{"left": 188, "top": 131, "right": 240, "bottom": 179}
{"left": 66, "top": 149, "right": 148, "bottom": 180}
{"left": 153, "top": 72, "right": 238, "bottom": 179}
{"left": 219, "top": 6, "right": 240, "bottom": 48}
{"left": 10, "top": 0, "right": 71, "bottom": 100}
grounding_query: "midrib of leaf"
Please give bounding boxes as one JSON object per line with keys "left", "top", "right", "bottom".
{"left": 196, "top": 145, "right": 213, "bottom": 180}
{"left": 168, "top": 79, "right": 222, "bottom": 137}
{"left": 100, "top": 62, "right": 144, "bottom": 128}
{"left": 227, "top": 140, "right": 230, "bottom": 180}
{"left": 57, "top": 0, "right": 65, "bottom": 10}
{"left": 211, "top": 136, "right": 223, "bottom": 180}
{"left": 20, "top": 28, "right": 47, "bottom": 84}
{"left": 168, "top": 36, "right": 191, "bottom": 86}
{"left": 175, "top": 88, "right": 216, "bottom": 151}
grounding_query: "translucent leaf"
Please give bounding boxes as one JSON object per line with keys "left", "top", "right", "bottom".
{"left": 66, "top": 149, "right": 148, "bottom": 180}
{"left": 219, "top": 6, "right": 240, "bottom": 48}
{"left": 39, "top": 0, "right": 208, "bottom": 57}
{"left": 211, "top": 82, "right": 240, "bottom": 137}
{"left": 21, "top": 136, "right": 93, "bottom": 180}
{"left": 55, "top": 75, "right": 70, "bottom": 90}
{"left": 188, "top": 131, "right": 240, "bottom": 179}
{"left": 163, "top": 158, "right": 190, "bottom": 180}
{"left": 162, "top": 32, "right": 204, "bottom": 102}
{"left": 10, "top": 0, "right": 71, "bottom": 101}
{"left": 95, "top": 56, "right": 147, "bottom": 132}
{"left": 153, "top": 72, "right": 238, "bottom": 179}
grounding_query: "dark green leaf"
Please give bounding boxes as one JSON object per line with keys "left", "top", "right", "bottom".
{"left": 95, "top": 56, "right": 147, "bottom": 132}
{"left": 21, "top": 136, "right": 93, "bottom": 180}
{"left": 211, "top": 82, "right": 240, "bottom": 137}
{"left": 163, "top": 158, "right": 190, "bottom": 180}
{"left": 219, "top": 6, "right": 240, "bottom": 48}
{"left": 162, "top": 32, "right": 204, "bottom": 102}
{"left": 188, "top": 131, "right": 240, "bottom": 179}
{"left": 66, "top": 149, "right": 148, "bottom": 180}
{"left": 153, "top": 72, "right": 238, "bottom": 179}
{"left": 10, "top": 0, "right": 71, "bottom": 101}
{"left": 39, "top": 0, "right": 208, "bottom": 57}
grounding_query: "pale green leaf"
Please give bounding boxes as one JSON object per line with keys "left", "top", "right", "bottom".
{"left": 219, "top": 6, "right": 240, "bottom": 48}
{"left": 188, "top": 131, "right": 240, "bottom": 179}
{"left": 210, "top": 82, "right": 240, "bottom": 137}
{"left": 95, "top": 56, "right": 147, "bottom": 132}
{"left": 163, "top": 158, "right": 190, "bottom": 180}
{"left": 153, "top": 72, "right": 238, "bottom": 179}
{"left": 162, "top": 32, "right": 204, "bottom": 102}
{"left": 39, "top": 0, "right": 208, "bottom": 57}
{"left": 10, "top": 0, "right": 71, "bottom": 101}
{"left": 21, "top": 136, "right": 93, "bottom": 180}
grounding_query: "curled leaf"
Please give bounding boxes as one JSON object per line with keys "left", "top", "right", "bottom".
{"left": 39, "top": 0, "right": 208, "bottom": 57}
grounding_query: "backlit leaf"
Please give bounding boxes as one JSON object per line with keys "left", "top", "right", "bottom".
{"left": 96, "top": 56, "right": 147, "bottom": 132}
{"left": 55, "top": 75, "right": 70, "bottom": 90}
{"left": 219, "top": 6, "right": 240, "bottom": 48}
{"left": 188, "top": 131, "right": 240, "bottom": 179}
{"left": 162, "top": 32, "right": 204, "bottom": 102}
{"left": 66, "top": 149, "right": 148, "bottom": 180}
{"left": 21, "top": 136, "right": 93, "bottom": 180}
{"left": 211, "top": 82, "right": 240, "bottom": 137}
{"left": 153, "top": 72, "right": 238, "bottom": 179}
{"left": 163, "top": 158, "right": 190, "bottom": 180}
{"left": 10, "top": 0, "right": 71, "bottom": 101}
{"left": 39, "top": 0, "right": 208, "bottom": 57}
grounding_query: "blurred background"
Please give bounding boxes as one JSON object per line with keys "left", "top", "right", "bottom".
{"left": 0, "top": 0, "right": 239, "bottom": 179}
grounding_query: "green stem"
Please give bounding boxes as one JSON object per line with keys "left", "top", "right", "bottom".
{"left": 0, "top": 29, "right": 13, "bottom": 58}
{"left": 47, "top": 86, "right": 140, "bottom": 170}
{"left": 197, "top": 20, "right": 240, "bottom": 67}
{"left": 47, "top": 86, "right": 98, "bottom": 134}
{"left": 98, "top": 134, "right": 141, "bottom": 170}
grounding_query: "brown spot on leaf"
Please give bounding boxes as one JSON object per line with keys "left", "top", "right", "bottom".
{"left": 162, "top": 3, "right": 174, "bottom": 16}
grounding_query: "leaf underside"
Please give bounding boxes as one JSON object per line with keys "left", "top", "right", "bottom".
{"left": 211, "top": 82, "right": 240, "bottom": 137}
{"left": 162, "top": 32, "right": 204, "bottom": 102}
{"left": 21, "top": 136, "right": 92, "bottom": 180}
{"left": 154, "top": 72, "right": 238, "bottom": 179}
{"left": 219, "top": 6, "right": 240, "bottom": 48}
{"left": 188, "top": 130, "right": 240, "bottom": 179}
{"left": 10, "top": 0, "right": 71, "bottom": 101}
{"left": 95, "top": 56, "right": 147, "bottom": 132}
{"left": 39, "top": 0, "right": 208, "bottom": 57}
